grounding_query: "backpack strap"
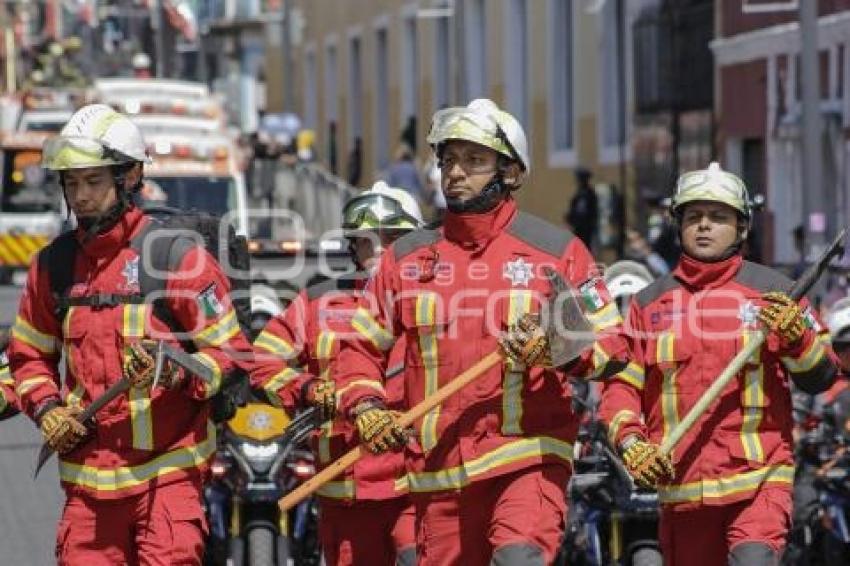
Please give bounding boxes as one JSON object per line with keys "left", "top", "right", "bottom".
{"left": 41, "top": 231, "right": 81, "bottom": 322}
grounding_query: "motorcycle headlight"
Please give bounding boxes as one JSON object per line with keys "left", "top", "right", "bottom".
{"left": 240, "top": 442, "right": 279, "bottom": 460}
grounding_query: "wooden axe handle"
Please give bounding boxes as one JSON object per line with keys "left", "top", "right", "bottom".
{"left": 279, "top": 350, "right": 504, "bottom": 512}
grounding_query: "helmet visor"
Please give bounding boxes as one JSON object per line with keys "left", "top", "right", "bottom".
{"left": 427, "top": 107, "right": 519, "bottom": 163}
{"left": 42, "top": 135, "right": 132, "bottom": 170}
{"left": 342, "top": 193, "right": 420, "bottom": 233}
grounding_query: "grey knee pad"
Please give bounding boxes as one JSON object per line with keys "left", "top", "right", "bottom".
{"left": 395, "top": 546, "right": 416, "bottom": 566}
{"left": 728, "top": 542, "right": 778, "bottom": 566}
{"left": 491, "top": 543, "right": 545, "bottom": 566}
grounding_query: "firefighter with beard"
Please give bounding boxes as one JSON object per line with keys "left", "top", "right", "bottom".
{"left": 8, "top": 104, "right": 253, "bottom": 565}
{"left": 593, "top": 163, "right": 838, "bottom": 565}
{"left": 250, "top": 181, "right": 423, "bottom": 565}
{"left": 331, "top": 99, "right": 627, "bottom": 565}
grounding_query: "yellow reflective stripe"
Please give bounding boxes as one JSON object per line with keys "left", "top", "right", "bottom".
{"left": 194, "top": 310, "right": 239, "bottom": 348}
{"left": 194, "top": 352, "right": 223, "bottom": 399}
{"left": 62, "top": 306, "right": 75, "bottom": 339}
{"left": 12, "top": 315, "right": 56, "bottom": 354}
{"left": 608, "top": 409, "right": 639, "bottom": 445}
{"left": 129, "top": 386, "right": 154, "bottom": 451}
{"left": 262, "top": 367, "right": 301, "bottom": 407}
{"left": 394, "top": 475, "right": 409, "bottom": 494}
{"left": 351, "top": 307, "right": 394, "bottom": 352}
{"left": 782, "top": 336, "right": 826, "bottom": 373}
{"left": 740, "top": 337, "right": 765, "bottom": 462}
{"left": 0, "top": 365, "right": 11, "bottom": 385}
{"left": 503, "top": 290, "right": 532, "bottom": 435}
{"left": 316, "top": 331, "right": 336, "bottom": 376}
{"left": 585, "top": 301, "right": 622, "bottom": 332}
{"left": 587, "top": 342, "right": 614, "bottom": 380}
{"left": 615, "top": 362, "right": 645, "bottom": 390}
{"left": 16, "top": 376, "right": 51, "bottom": 397}
{"left": 316, "top": 479, "right": 355, "bottom": 499}
{"left": 65, "top": 380, "right": 85, "bottom": 408}
{"left": 254, "top": 330, "right": 296, "bottom": 359}
{"left": 417, "top": 293, "right": 440, "bottom": 451}
{"left": 59, "top": 422, "right": 217, "bottom": 492}
{"left": 122, "top": 304, "right": 147, "bottom": 338}
{"left": 318, "top": 422, "right": 333, "bottom": 463}
{"left": 658, "top": 332, "right": 679, "bottom": 447}
{"left": 407, "top": 436, "right": 573, "bottom": 493}
{"left": 658, "top": 464, "right": 794, "bottom": 504}
{"left": 335, "top": 379, "right": 386, "bottom": 398}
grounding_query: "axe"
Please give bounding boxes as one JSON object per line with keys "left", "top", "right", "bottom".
{"left": 660, "top": 228, "right": 846, "bottom": 458}
{"left": 278, "top": 269, "right": 596, "bottom": 512}
{"left": 34, "top": 340, "right": 217, "bottom": 477}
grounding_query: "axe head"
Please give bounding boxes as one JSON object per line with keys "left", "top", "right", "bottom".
{"left": 542, "top": 267, "right": 597, "bottom": 367}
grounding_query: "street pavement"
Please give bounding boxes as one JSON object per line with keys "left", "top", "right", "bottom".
{"left": 0, "top": 284, "right": 64, "bottom": 565}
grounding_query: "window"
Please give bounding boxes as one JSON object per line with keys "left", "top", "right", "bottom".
{"left": 503, "top": 0, "right": 529, "bottom": 129}
{"left": 348, "top": 33, "right": 364, "bottom": 140}
{"left": 463, "top": 0, "right": 487, "bottom": 100}
{"left": 598, "top": 0, "right": 628, "bottom": 161}
{"left": 548, "top": 0, "right": 574, "bottom": 160}
{"left": 304, "top": 48, "right": 317, "bottom": 130}
{"left": 324, "top": 40, "right": 338, "bottom": 124}
{"left": 433, "top": 15, "right": 451, "bottom": 108}
{"left": 401, "top": 15, "right": 419, "bottom": 125}
{"left": 375, "top": 26, "right": 390, "bottom": 169}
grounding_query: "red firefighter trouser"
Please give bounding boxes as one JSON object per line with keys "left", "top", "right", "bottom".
{"left": 55, "top": 480, "right": 207, "bottom": 566}
{"left": 414, "top": 463, "right": 569, "bottom": 566}
{"left": 319, "top": 496, "right": 416, "bottom": 566}
{"left": 660, "top": 486, "right": 792, "bottom": 566}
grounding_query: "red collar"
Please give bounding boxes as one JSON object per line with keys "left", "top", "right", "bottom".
{"left": 442, "top": 197, "right": 517, "bottom": 250}
{"left": 75, "top": 206, "right": 147, "bottom": 259}
{"left": 673, "top": 253, "right": 742, "bottom": 291}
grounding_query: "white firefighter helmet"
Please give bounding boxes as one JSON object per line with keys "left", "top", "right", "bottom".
{"left": 342, "top": 181, "right": 424, "bottom": 235}
{"left": 827, "top": 297, "right": 850, "bottom": 342}
{"left": 427, "top": 98, "right": 530, "bottom": 173}
{"left": 604, "top": 260, "right": 655, "bottom": 302}
{"left": 670, "top": 162, "right": 750, "bottom": 219}
{"left": 42, "top": 103, "right": 151, "bottom": 171}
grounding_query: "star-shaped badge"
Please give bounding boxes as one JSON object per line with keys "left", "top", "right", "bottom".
{"left": 503, "top": 257, "right": 535, "bottom": 287}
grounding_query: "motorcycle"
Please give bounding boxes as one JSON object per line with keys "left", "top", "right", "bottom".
{"left": 557, "top": 391, "right": 662, "bottom": 566}
{"left": 204, "top": 402, "right": 322, "bottom": 566}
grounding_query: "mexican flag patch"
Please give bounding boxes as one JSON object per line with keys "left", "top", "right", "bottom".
{"left": 197, "top": 283, "right": 225, "bottom": 317}
{"left": 579, "top": 277, "right": 612, "bottom": 312}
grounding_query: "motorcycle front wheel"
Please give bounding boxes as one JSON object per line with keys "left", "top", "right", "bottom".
{"left": 248, "top": 527, "right": 275, "bottom": 566}
{"left": 631, "top": 546, "right": 663, "bottom": 566}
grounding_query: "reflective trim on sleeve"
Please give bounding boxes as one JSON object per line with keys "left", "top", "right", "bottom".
{"left": 58, "top": 422, "right": 217, "bottom": 493}
{"left": 782, "top": 335, "right": 827, "bottom": 374}
{"left": 336, "top": 379, "right": 386, "bottom": 398}
{"left": 316, "top": 479, "right": 355, "bottom": 499}
{"left": 193, "top": 310, "right": 240, "bottom": 348}
{"left": 416, "top": 293, "right": 440, "bottom": 452}
{"left": 16, "top": 376, "right": 51, "bottom": 397}
{"left": 614, "top": 362, "right": 645, "bottom": 390}
{"left": 351, "top": 307, "right": 395, "bottom": 352}
{"left": 129, "top": 386, "right": 154, "bottom": 451}
{"left": 12, "top": 315, "right": 57, "bottom": 354}
{"left": 122, "top": 304, "right": 147, "bottom": 338}
{"left": 394, "top": 475, "right": 409, "bottom": 495}
{"left": 262, "top": 367, "right": 301, "bottom": 407}
{"left": 407, "top": 436, "right": 573, "bottom": 493}
{"left": 608, "top": 409, "right": 640, "bottom": 445}
{"left": 585, "top": 301, "right": 623, "bottom": 332}
{"left": 194, "top": 352, "right": 223, "bottom": 399}
{"left": 502, "top": 290, "right": 532, "bottom": 435}
{"left": 658, "top": 464, "right": 794, "bottom": 504}
{"left": 254, "top": 330, "right": 297, "bottom": 359}
{"left": 0, "top": 365, "right": 11, "bottom": 385}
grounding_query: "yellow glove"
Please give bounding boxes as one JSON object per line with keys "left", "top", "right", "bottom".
{"left": 40, "top": 404, "right": 87, "bottom": 454}
{"left": 498, "top": 313, "right": 552, "bottom": 368}
{"left": 123, "top": 341, "right": 181, "bottom": 390}
{"left": 758, "top": 292, "right": 806, "bottom": 347}
{"left": 354, "top": 404, "right": 408, "bottom": 454}
{"left": 621, "top": 436, "right": 674, "bottom": 489}
{"left": 305, "top": 379, "right": 337, "bottom": 422}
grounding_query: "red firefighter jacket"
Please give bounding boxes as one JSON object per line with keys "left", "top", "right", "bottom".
{"left": 251, "top": 273, "right": 409, "bottom": 502}
{"left": 599, "top": 253, "right": 837, "bottom": 510}
{"left": 9, "top": 206, "right": 253, "bottom": 500}
{"left": 334, "top": 197, "right": 627, "bottom": 495}
{"left": 0, "top": 353, "right": 18, "bottom": 418}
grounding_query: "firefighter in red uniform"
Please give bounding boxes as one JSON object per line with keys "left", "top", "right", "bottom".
{"left": 597, "top": 162, "right": 838, "bottom": 565}
{"left": 0, "top": 329, "right": 19, "bottom": 419}
{"left": 251, "top": 181, "right": 422, "bottom": 565}
{"left": 8, "top": 104, "right": 253, "bottom": 565}
{"left": 332, "top": 99, "right": 627, "bottom": 565}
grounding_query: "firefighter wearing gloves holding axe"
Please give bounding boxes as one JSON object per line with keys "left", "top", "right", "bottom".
{"left": 326, "top": 99, "right": 628, "bottom": 565}
{"left": 588, "top": 163, "right": 838, "bottom": 565}
{"left": 250, "top": 181, "right": 423, "bottom": 566}
{"left": 8, "top": 104, "right": 253, "bottom": 565}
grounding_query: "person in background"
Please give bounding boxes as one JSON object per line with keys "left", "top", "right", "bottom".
{"left": 386, "top": 142, "right": 424, "bottom": 204}
{"left": 565, "top": 166, "right": 599, "bottom": 248}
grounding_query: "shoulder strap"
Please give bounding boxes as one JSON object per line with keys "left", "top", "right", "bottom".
{"left": 41, "top": 231, "right": 80, "bottom": 322}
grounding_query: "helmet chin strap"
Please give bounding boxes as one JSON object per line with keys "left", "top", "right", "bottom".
{"left": 69, "top": 166, "right": 143, "bottom": 243}
{"left": 445, "top": 174, "right": 511, "bottom": 214}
